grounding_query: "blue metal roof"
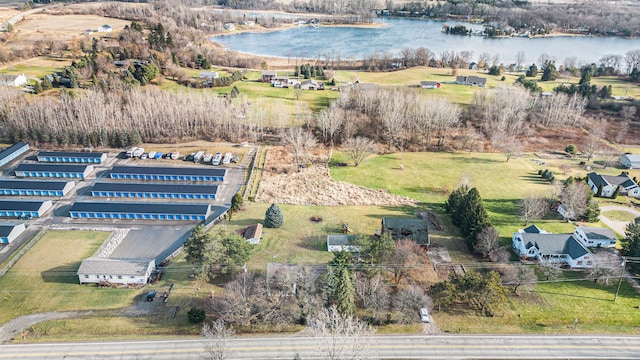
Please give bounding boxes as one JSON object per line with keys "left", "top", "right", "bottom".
{"left": 0, "top": 180, "right": 72, "bottom": 190}
{"left": 92, "top": 182, "right": 218, "bottom": 194}
{"left": 0, "top": 223, "right": 23, "bottom": 237}
{"left": 0, "top": 141, "right": 28, "bottom": 162}
{"left": 37, "top": 151, "right": 105, "bottom": 158}
{"left": 15, "top": 163, "right": 92, "bottom": 172}
{"left": 69, "top": 202, "right": 210, "bottom": 215}
{"left": 0, "top": 200, "right": 49, "bottom": 211}
{"left": 111, "top": 166, "right": 226, "bottom": 177}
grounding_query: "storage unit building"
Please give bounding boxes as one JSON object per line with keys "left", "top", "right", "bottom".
{"left": 0, "top": 223, "right": 26, "bottom": 243}
{"left": 0, "top": 141, "right": 29, "bottom": 168}
{"left": 0, "top": 180, "right": 75, "bottom": 196}
{"left": 91, "top": 182, "right": 218, "bottom": 199}
{"left": 0, "top": 200, "right": 52, "bottom": 218}
{"left": 109, "top": 166, "right": 226, "bottom": 182}
{"left": 37, "top": 151, "right": 107, "bottom": 164}
{"left": 77, "top": 257, "right": 155, "bottom": 285}
{"left": 69, "top": 202, "right": 211, "bottom": 221}
{"left": 14, "top": 163, "right": 94, "bottom": 179}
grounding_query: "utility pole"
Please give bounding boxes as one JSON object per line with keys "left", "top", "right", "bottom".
{"left": 614, "top": 257, "right": 626, "bottom": 302}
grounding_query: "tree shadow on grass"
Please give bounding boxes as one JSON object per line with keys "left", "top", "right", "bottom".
{"left": 297, "top": 235, "right": 326, "bottom": 251}
{"left": 519, "top": 174, "right": 549, "bottom": 185}
{"left": 482, "top": 198, "right": 521, "bottom": 227}
{"left": 228, "top": 218, "right": 263, "bottom": 227}
{"left": 448, "top": 156, "right": 504, "bottom": 164}
{"left": 41, "top": 262, "right": 81, "bottom": 284}
{"left": 364, "top": 204, "right": 441, "bottom": 221}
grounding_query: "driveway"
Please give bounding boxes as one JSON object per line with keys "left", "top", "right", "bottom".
{"left": 599, "top": 205, "right": 640, "bottom": 236}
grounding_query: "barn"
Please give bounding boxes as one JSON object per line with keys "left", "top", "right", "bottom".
{"left": 77, "top": 257, "right": 155, "bottom": 285}
{"left": 0, "top": 180, "right": 75, "bottom": 196}
{"left": 69, "top": 202, "right": 212, "bottom": 221}
{"left": 0, "top": 200, "right": 53, "bottom": 218}
{"left": 0, "top": 141, "right": 29, "bottom": 168}
{"left": 91, "top": 182, "right": 218, "bottom": 199}
{"left": 14, "top": 163, "right": 94, "bottom": 179}
{"left": 0, "top": 223, "right": 26, "bottom": 243}
{"left": 37, "top": 151, "right": 107, "bottom": 164}
{"left": 109, "top": 166, "right": 226, "bottom": 182}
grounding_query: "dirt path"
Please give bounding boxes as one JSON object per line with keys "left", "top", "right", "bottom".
{"left": 0, "top": 310, "right": 93, "bottom": 344}
{"left": 599, "top": 205, "right": 640, "bottom": 235}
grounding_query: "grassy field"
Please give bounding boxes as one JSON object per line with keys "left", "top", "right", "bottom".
{"left": 0, "top": 56, "right": 72, "bottom": 80}
{"left": 602, "top": 210, "right": 639, "bottom": 222}
{"left": 0, "top": 230, "right": 137, "bottom": 326}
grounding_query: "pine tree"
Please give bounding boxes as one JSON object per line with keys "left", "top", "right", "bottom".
{"left": 264, "top": 203, "right": 284, "bottom": 228}
{"left": 321, "top": 266, "right": 338, "bottom": 305}
{"left": 335, "top": 267, "right": 355, "bottom": 317}
{"left": 445, "top": 185, "right": 469, "bottom": 227}
{"left": 622, "top": 218, "right": 640, "bottom": 272}
{"left": 184, "top": 225, "right": 211, "bottom": 263}
{"left": 612, "top": 185, "right": 620, "bottom": 199}
{"left": 231, "top": 193, "right": 243, "bottom": 213}
{"left": 596, "top": 183, "right": 603, "bottom": 197}
{"left": 458, "top": 188, "right": 490, "bottom": 247}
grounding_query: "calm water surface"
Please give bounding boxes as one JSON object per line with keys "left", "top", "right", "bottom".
{"left": 212, "top": 18, "right": 640, "bottom": 65}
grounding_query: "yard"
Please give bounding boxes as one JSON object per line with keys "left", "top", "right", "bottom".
{"left": 0, "top": 230, "right": 136, "bottom": 326}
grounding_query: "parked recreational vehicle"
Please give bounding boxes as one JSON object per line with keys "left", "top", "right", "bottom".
{"left": 133, "top": 147, "right": 145, "bottom": 158}
{"left": 194, "top": 151, "right": 205, "bottom": 163}
{"left": 203, "top": 153, "right": 213, "bottom": 163}
{"left": 126, "top": 147, "right": 138, "bottom": 158}
{"left": 147, "top": 151, "right": 156, "bottom": 159}
{"left": 222, "top": 152, "right": 232, "bottom": 165}
{"left": 212, "top": 152, "right": 222, "bottom": 165}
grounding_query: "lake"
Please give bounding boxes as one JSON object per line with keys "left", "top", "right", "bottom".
{"left": 212, "top": 18, "right": 640, "bottom": 66}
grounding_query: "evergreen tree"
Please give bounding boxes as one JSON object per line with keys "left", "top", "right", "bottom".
{"left": 320, "top": 266, "right": 338, "bottom": 305}
{"left": 33, "top": 81, "right": 43, "bottom": 94}
{"left": 526, "top": 63, "right": 538, "bottom": 77}
{"left": 264, "top": 203, "right": 284, "bottom": 228}
{"left": 596, "top": 183, "right": 603, "bottom": 197}
{"left": 445, "top": 185, "right": 469, "bottom": 227}
{"left": 429, "top": 281, "right": 456, "bottom": 311}
{"left": 612, "top": 185, "right": 620, "bottom": 199}
{"left": 541, "top": 61, "right": 559, "bottom": 81}
{"left": 231, "top": 193, "right": 243, "bottom": 213}
{"left": 458, "top": 188, "right": 490, "bottom": 247}
{"left": 184, "top": 225, "right": 211, "bottom": 263}
{"left": 217, "top": 230, "right": 253, "bottom": 274}
{"left": 354, "top": 232, "right": 395, "bottom": 267}
{"left": 42, "top": 76, "right": 52, "bottom": 90}
{"left": 622, "top": 217, "right": 640, "bottom": 271}
{"left": 335, "top": 267, "right": 355, "bottom": 317}
{"left": 583, "top": 198, "right": 600, "bottom": 222}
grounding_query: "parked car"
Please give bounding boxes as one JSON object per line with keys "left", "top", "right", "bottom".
{"left": 231, "top": 154, "right": 239, "bottom": 163}
{"left": 203, "top": 153, "right": 213, "bottom": 163}
{"left": 154, "top": 151, "right": 163, "bottom": 159}
{"left": 212, "top": 152, "right": 222, "bottom": 165}
{"left": 146, "top": 290, "right": 157, "bottom": 301}
{"left": 139, "top": 153, "right": 148, "bottom": 160}
{"left": 420, "top": 308, "right": 430, "bottom": 323}
{"left": 147, "top": 151, "right": 156, "bottom": 159}
{"left": 186, "top": 153, "right": 195, "bottom": 162}
{"left": 170, "top": 151, "right": 179, "bottom": 160}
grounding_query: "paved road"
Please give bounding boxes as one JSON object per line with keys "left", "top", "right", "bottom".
{"left": 2, "top": 335, "right": 640, "bottom": 359}
{"left": 599, "top": 205, "right": 640, "bottom": 235}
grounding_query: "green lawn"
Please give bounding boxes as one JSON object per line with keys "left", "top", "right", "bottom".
{"left": 602, "top": 210, "right": 639, "bottom": 223}
{"left": 0, "top": 230, "right": 137, "bottom": 326}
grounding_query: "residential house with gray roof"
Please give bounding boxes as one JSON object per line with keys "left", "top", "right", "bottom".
{"left": 620, "top": 154, "right": 640, "bottom": 169}
{"left": 573, "top": 226, "right": 617, "bottom": 248}
{"left": 586, "top": 172, "right": 640, "bottom": 198}
{"left": 77, "top": 258, "right": 155, "bottom": 285}
{"left": 512, "top": 226, "right": 594, "bottom": 268}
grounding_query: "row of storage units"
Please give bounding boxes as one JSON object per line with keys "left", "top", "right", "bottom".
{"left": 0, "top": 180, "right": 75, "bottom": 197}
{"left": 109, "top": 166, "right": 226, "bottom": 182}
{"left": 0, "top": 223, "right": 26, "bottom": 244}
{"left": 14, "top": 164, "right": 94, "bottom": 179}
{"left": 36, "top": 151, "right": 107, "bottom": 164}
{"left": 0, "top": 141, "right": 29, "bottom": 168}
{"left": 69, "top": 202, "right": 212, "bottom": 221}
{"left": 91, "top": 182, "right": 218, "bottom": 200}
{"left": 0, "top": 200, "right": 52, "bottom": 218}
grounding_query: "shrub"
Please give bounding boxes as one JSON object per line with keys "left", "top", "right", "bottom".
{"left": 187, "top": 308, "right": 206, "bottom": 323}
{"left": 565, "top": 144, "right": 577, "bottom": 154}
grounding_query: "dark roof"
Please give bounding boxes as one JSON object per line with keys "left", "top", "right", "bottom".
{"left": 327, "top": 234, "right": 355, "bottom": 246}
{"left": 110, "top": 166, "right": 226, "bottom": 177}
{"left": 15, "top": 163, "right": 92, "bottom": 172}
{"left": 0, "top": 141, "right": 28, "bottom": 162}
{"left": 0, "top": 180, "right": 72, "bottom": 190}
{"left": 0, "top": 223, "right": 23, "bottom": 237}
{"left": 588, "top": 172, "right": 637, "bottom": 189}
{"left": 69, "top": 201, "right": 210, "bottom": 215}
{"left": 244, "top": 223, "right": 263, "bottom": 240}
{"left": 382, "top": 217, "right": 429, "bottom": 246}
{"left": 520, "top": 234, "right": 589, "bottom": 260}
{"left": 577, "top": 226, "right": 616, "bottom": 240}
{"left": 523, "top": 225, "right": 544, "bottom": 234}
{"left": 92, "top": 182, "right": 218, "bottom": 194}
{"left": 0, "top": 200, "right": 50, "bottom": 211}
{"left": 37, "top": 151, "right": 105, "bottom": 158}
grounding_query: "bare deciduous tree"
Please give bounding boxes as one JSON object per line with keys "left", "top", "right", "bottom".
{"left": 560, "top": 182, "right": 591, "bottom": 220}
{"left": 343, "top": 136, "right": 376, "bottom": 166}
{"left": 355, "top": 273, "right": 390, "bottom": 320}
{"left": 474, "top": 226, "right": 500, "bottom": 259}
{"left": 317, "top": 104, "right": 344, "bottom": 147}
{"left": 379, "top": 89, "right": 406, "bottom": 151}
{"left": 519, "top": 192, "right": 549, "bottom": 225}
{"left": 388, "top": 239, "right": 427, "bottom": 285}
{"left": 305, "top": 306, "right": 376, "bottom": 360}
{"left": 502, "top": 264, "right": 537, "bottom": 294}
{"left": 540, "top": 258, "right": 562, "bottom": 280}
{"left": 393, "top": 286, "right": 432, "bottom": 324}
{"left": 201, "top": 319, "right": 235, "bottom": 360}
{"left": 282, "top": 127, "right": 317, "bottom": 171}
{"left": 584, "top": 119, "right": 607, "bottom": 161}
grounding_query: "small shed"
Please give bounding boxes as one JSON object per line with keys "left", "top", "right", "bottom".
{"left": 243, "top": 223, "right": 263, "bottom": 245}
{"left": 98, "top": 24, "right": 112, "bottom": 33}
{"left": 420, "top": 81, "right": 441, "bottom": 89}
{"left": 327, "top": 235, "right": 358, "bottom": 252}
{"left": 77, "top": 258, "right": 155, "bottom": 285}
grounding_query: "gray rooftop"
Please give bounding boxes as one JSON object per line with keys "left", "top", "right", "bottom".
{"left": 15, "top": 163, "right": 92, "bottom": 173}
{"left": 520, "top": 233, "right": 589, "bottom": 260}
{"left": 327, "top": 234, "right": 355, "bottom": 246}
{"left": 577, "top": 226, "right": 617, "bottom": 240}
{"left": 587, "top": 172, "right": 637, "bottom": 189}
{"left": 382, "top": 217, "right": 429, "bottom": 246}
{"left": 92, "top": 182, "right": 218, "bottom": 194}
{"left": 0, "top": 223, "right": 23, "bottom": 237}
{"left": 69, "top": 201, "right": 211, "bottom": 215}
{"left": 0, "top": 180, "right": 72, "bottom": 190}
{"left": 110, "top": 166, "right": 226, "bottom": 177}
{"left": 0, "top": 141, "right": 28, "bottom": 162}
{"left": 523, "top": 225, "right": 545, "bottom": 234}
{"left": 37, "top": 151, "right": 105, "bottom": 158}
{"left": 0, "top": 200, "right": 50, "bottom": 211}
{"left": 77, "top": 257, "right": 155, "bottom": 276}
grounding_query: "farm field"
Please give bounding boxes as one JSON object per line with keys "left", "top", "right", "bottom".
{"left": 0, "top": 56, "right": 72, "bottom": 80}
{"left": 0, "top": 230, "right": 136, "bottom": 326}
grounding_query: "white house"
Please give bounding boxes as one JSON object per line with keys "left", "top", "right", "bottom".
{"left": 587, "top": 172, "right": 640, "bottom": 198}
{"left": 557, "top": 203, "right": 575, "bottom": 221}
{"left": 455, "top": 75, "right": 486, "bottom": 87}
{"left": 199, "top": 71, "right": 219, "bottom": 80}
{"left": 98, "top": 24, "right": 112, "bottom": 33}
{"left": 420, "top": 81, "right": 441, "bottom": 89}
{"left": 620, "top": 154, "right": 640, "bottom": 169}
{"left": 0, "top": 223, "right": 26, "bottom": 244}
{"left": 0, "top": 74, "right": 27, "bottom": 87}
{"left": 77, "top": 258, "right": 155, "bottom": 285}
{"left": 223, "top": 23, "right": 235, "bottom": 31}
{"left": 327, "top": 235, "right": 359, "bottom": 252}
{"left": 573, "top": 226, "right": 617, "bottom": 248}
{"left": 512, "top": 228, "right": 594, "bottom": 268}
